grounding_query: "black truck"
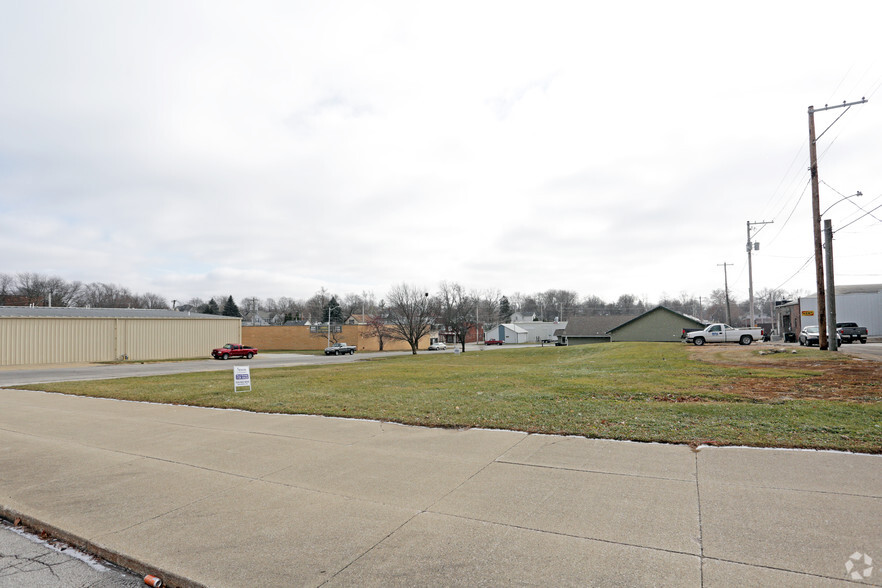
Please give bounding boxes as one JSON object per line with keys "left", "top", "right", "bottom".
{"left": 836, "top": 322, "right": 868, "bottom": 344}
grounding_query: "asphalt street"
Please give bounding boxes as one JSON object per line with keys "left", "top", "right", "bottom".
{"left": 0, "top": 519, "right": 143, "bottom": 588}
{"left": 1, "top": 341, "right": 878, "bottom": 388}
{"left": 0, "top": 347, "right": 466, "bottom": 388}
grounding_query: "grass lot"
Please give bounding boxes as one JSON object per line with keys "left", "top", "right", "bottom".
{"left": 16, "top": 343, "right": 882, "bottom": 453}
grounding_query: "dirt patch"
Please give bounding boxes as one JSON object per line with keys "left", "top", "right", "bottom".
{"left": 653, "top": 394, "right": 707, "bottom": 403}
{"left": 687, "top": 345, "right": 882, "bottom": 401}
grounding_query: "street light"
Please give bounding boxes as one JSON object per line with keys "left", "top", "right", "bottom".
{"left": 821, "top": 191, "right": 861, "bottom": 217}
{"left": 327, "top": 304, "right": 340, "bottom": 348}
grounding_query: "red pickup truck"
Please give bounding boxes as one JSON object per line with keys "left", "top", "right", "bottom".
{"left": 211, "top": 344, "right": 258, "bottom": 360}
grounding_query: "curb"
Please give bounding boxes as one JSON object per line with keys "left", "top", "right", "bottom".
{"left": 0, "top": 507, "right": 205, "bottom": 588}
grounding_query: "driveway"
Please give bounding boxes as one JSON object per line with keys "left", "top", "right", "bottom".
{"left": 838, "top": 342, "right": 882, "bottom": 361}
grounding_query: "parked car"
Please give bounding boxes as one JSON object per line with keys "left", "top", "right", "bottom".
{"left": 836, "top": 322, "right": 868, "bottom": 344}
{"left": 211, "top": 343, "right": 258, "bottom": 360}
{"left": 485, "top": 339, "right": 504, "bottom": 346}
{"left": 324, "top": 342, "right": 356, "bottom": 355}
{"left": 799, "top": 325, "right": 841, "bottom": 347}
{"left": 428, "top": 342, "right": 447, "bottom": 350}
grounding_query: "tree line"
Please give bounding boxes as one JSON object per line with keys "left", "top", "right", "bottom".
{"left": 1, "top": 273, "right": 802, "bottom": 350}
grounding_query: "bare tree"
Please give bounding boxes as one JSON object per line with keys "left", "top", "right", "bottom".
{"left": 305, "top": 288, "right": 331, "bottom": 323}
{"left": 537, "top": 290, "right": 557, "bottom": 321}
{"left": 364, "top": 310, "right": 391, "bottom": 351}
{"left": 580, "top": 294, "right": 608, "bottom": 315}
{"left": 341, "top": 292, "right": 365, "bottom": 323}
{"left": 705, "top": 289, "right": 733, "bottom": 324}
{"left": 136, "top": 292, "right": 170, "bottom": 309}
{"left": 386, "top": 284, "right": 435, "bottom": 354}
{"left": 477, "top": 289, "right": 503, "bottom": 330}
{"left": 75, "top": 282, "right": 136, "bottom": 308}
{"left": 545, "top": 289, "right": 578, "bottom": 320}
{"left": 15, "top": 272, "right": 49, "bottom": 305}
{"left": 438, "top": 281, "right": 477, "bottom": 352}
{"left": 0, "top": 273, "right": 13, "bottom": 305}
{"left": 508, "top": 291, "right": 526, "bottom": 313}
{"left": 43, "top": 276, "right": 82, "bottom": 307}
{"left": 5, "top": 273, "right": 80, "bottom": 306}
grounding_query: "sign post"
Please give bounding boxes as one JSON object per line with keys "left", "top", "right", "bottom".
{"left": 234, "top": 366, "right": 251, "bottom": 393}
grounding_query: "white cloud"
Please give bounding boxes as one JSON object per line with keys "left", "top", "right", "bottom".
{"left": 2, "top": 0, "right": 881, "bottom": 305}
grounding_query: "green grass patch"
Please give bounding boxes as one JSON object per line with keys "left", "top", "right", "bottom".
{"left": 14, "top": 343, "right": 881, "bottom": 453}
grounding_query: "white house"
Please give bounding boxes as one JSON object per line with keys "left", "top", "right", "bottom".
{"left": 510, "top": 311, "right": 536, "bottom": 322}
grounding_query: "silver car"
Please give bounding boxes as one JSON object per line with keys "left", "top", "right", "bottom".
{"left": 798, "top": 325, "right": 841, "bottom": 346}
{"left": 428, "top": 342, "right": 448, "bottom": 350}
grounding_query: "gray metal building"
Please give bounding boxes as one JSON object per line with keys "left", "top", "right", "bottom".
{"left": 0, "top": 307, "right": 241, "bottom": 366}
{"left": 795, "top": 284, "right": 882, "bottom": 336}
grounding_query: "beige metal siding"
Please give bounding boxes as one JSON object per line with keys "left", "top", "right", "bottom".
{"left": 0, "top": 317, "right": 240, "bottom": 366}
{"left": 1, "top": 318, "right": 115, "bottom": 365}
{"left": 124, "top": 318, "right": 240, "bottom": 361}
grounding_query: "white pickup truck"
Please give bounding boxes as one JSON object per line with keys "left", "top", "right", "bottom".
{"left": 685, "top": 323, "right": 763, "bottom": 346}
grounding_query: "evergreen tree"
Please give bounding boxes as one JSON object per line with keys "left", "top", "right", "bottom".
{"left": 499, "top": 296, "right": 512, "bottom": 323}
{"left": 204, "top": 299, "right": 219, "bottom": 315}
{"left": 222, "top": 296, "right": 241, "bottom": 317}
{"left": 323, "top": 296, "right": 344, "bottom": 323}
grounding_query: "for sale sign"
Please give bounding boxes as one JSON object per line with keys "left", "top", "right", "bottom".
{"left": 234, "top": 366, "right": 252, "bottom": 392}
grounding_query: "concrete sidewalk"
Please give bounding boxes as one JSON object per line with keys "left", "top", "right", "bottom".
{"left": 0, "top": 389, "right": 879, "bottom": 587}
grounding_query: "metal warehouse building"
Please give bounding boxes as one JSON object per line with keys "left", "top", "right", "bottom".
{"left": 795, "top": 284, "right": 882, "bottom": 336}
{"left": 0, "top": 307, "right": 241, "bottom": 366}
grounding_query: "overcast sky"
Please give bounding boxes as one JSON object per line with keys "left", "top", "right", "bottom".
{"left": 2, "top": 1, "right": 881, "bottom": 307}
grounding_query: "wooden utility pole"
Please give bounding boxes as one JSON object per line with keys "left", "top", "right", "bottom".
{"left": 807, "top": 98, "right": 866, "bottom": 350}
{"left": 747, "top": 220, "right": 773, "bottom": 327}
{"left": 807, "top": 106, "right": 827, "bottom": 349}
{"left": 718, "top": 262, "right": 733, "bottom": 325}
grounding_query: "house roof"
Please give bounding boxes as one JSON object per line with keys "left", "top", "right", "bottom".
{"left": 500, "top": 323, "right": 529, "bottom": 334}
{"left": 559, "top": 315, "right": 639, "bottom": 337}
{"left": 607, "top": 306, "right": 706, "bottom": 333}
{"left": 0, "top": 307, "right": 237, "bottom": 320}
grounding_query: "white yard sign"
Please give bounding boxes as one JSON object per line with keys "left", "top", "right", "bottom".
{"left": 233, "top": 365, "right": 251, "bottom": 392}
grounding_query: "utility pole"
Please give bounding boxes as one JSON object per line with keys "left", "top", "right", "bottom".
{"left": 718, "top": 262, "right": 733, "bottom": 325}
{"left": 824, "top": 219, "right": 838, "bottom": 351}
{"left": 746, "top": 220, "right": 773, "bottom": 327}
{"left": 807, "top": 98, "right": 866, "bottom": 350}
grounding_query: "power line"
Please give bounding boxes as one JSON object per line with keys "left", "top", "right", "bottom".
{"left": 765, "top": 178, "right": 811, "bottom": 247}
{"left": 773, "top": 254, "right": 814, "bottom": 291}
{"left": 835, "top": 204, "right": 882, "bottom": 233}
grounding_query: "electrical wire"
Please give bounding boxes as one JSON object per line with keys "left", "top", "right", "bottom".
{"left": 773, "top": 254, "right": 815, "bottom": 291}
{"left": 764, "top": 178, "right": 811, "bottom": 248}
{"left": 834, "top": 204, "right": 882, "bottom": 233}
{"left": 760, "top": 72, "right": 879, "bottom": 295}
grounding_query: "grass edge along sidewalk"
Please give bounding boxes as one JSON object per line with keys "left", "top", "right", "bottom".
{"left": 10, "top": 343, "right": 881, "bottom": 454}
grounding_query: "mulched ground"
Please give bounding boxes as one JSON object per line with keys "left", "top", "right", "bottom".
{"left": 687, "top": 346, "right": 882, "bottom": 401}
